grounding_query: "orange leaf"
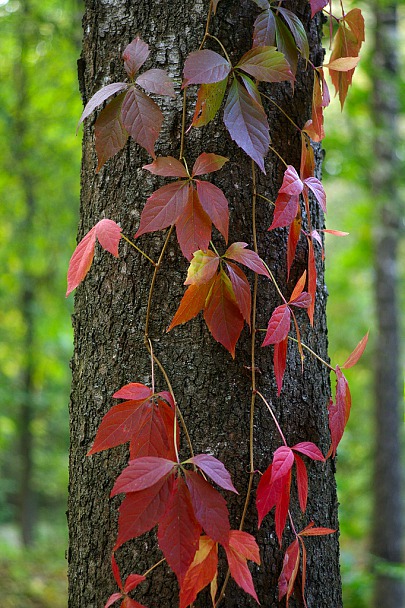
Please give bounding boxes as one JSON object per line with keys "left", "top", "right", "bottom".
{"left": 168, "top": 278, "right": 215, "bottom": 331}
{"left": 180, "top": 536, "right": 218, "bottom": 608}
{"left": 341, "top": 332, "right": 369, "bottom": 369}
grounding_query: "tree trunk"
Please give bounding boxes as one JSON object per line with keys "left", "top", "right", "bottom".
{"left": 68, "top": 1, "right": 342, "bottom": 606}
{"left": 371, "top": 3, "right": 404, "bottom": 607}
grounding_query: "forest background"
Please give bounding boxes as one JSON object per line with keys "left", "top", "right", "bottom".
{"left": 0, "top": 0, "right": 403, "bottom": 606}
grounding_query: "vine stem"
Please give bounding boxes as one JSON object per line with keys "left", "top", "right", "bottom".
{"left": 262, "top": 93, "right": 302, "bottom": 134}
{"left": 206, "top": 33, "right": 232, "bottom": 65}
{"left": 199, "top": 0, "right": 214, "bottom": 50}
{"left": 269, "top": 144, "right": 289, "bottom": 168}
{"left": 255, "top": 390, "right": 288, "bottom": 446}
{"left": 288, "top": 336, "right": 335, "bottom": 371}
{"left": 121, "top": 233, "right": 157, "bottom": 266}
{"left": 142, "top": 557, "right": 166, "bottom": 578}
{"left": 262, "top": 259, "right": 288, "bottom": 305}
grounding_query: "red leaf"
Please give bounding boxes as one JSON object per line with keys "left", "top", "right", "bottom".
{"left": 225, "top": 262, "right": 251, "bottom": 326}
{"left": 66, "top": 219, "right": 122, "bottom": 296}
{"left": 294, "top": 454, "right": 308, "bottom": 512}
{"left": 323, "top": 229, "right": 349, "bottom": 237}
{"left": 123, "top": 574, "right": 146, "bottom": 594}
{"left": 95, "top": 92, "right": 128, "bottom": 172}
{"left": 180, "top": 536, "right": 218, "bottom": 608}
{"left": 123, "top": 37, "right": 149, "bottom": 78}
{"left": 256, "top": 464, "right": 275, "bottom": 526}
{"left": 185, "top": 250, "right": 220, "bottom": 286}
{"left": 195, "top": 181, "right": 229, "bottom": 242}
{"left": 121, "top": 598, "right": 147, "bottom": 608}
{"left": 299, "top": 523, "right": 336, "bottom": 537}
{"left": 270, "top": 446, "right": 294, "bottom": 484}
{"left": 287, "top": 213, "right": 302, "bottom": 278}
{"left": 341, "top": 332, "right": 369, "bottom": 369}
{"left": 176, "top": 187, "right": 212, "bottom": 260}
{"left": 224, "top": 242, "right": 270, "bottom": 278}
{"left": 279, "top": 165, "right": 304, "bottom": 196}
{"left": 78, "top": 82, "right": 128, "bottom": 130}
{"left": 191, "top": 79, "right": 228, "bottom": 127}
{"left": 186, "top": 454, "right": 238, "bottom": 493}
{"left": 307, "top": 238, "right": 316, "bottom": 325}
{"left": 237, "top": 46, "right": 294, "bottom": 84}
{"left": 192, "top": 153, "right": 228, "bottom": 176}
{"left": 292, "top": 442, "right": 325, "bottom": 461}
{"left": 111, "top": 457, "right": 176, "bottom": 496}
{"left": 223, "top": 78, "right": 269, "bottom": 173}
{"left": 289, "top": 292, "right": 311, "bottom": 309}
{"left": 121, "top": 87, "right": 163, "bottom": 158}
{"left": 113, "top": 383, "right": 152, "bottom": 400}
{"left": 274, "top": 336, "right": 288, "bottom": 395}
{"left": 275, "top": 469, "right": 291, "bottom": 543}
{"left": 168, "top": 278, "right": 215, "bottom": 331}
{"left": 111, "top": 554, "right": 123, "bottom": 590}
{"left": 304, "top": 177, "right": 326, "bottom": 213}
{"left": 278, "top": 539, "right": 300, "bottom": 604}
{"left": 262, "top": 305, "right": 291, "bottom": 346}
{"left": 115, "top": 474, "right": 174, "bottom": 549}
{"left": 143, "top": 156, "right": 188, "bottom": 178}
{"left": 136, "top": 181, "right": 190, "bottom": 237}
{"left": 105, "top": 593, "right": 123, "bottom": 608}
{"left": 185, "top": 471, "right": 230, "bottom": 544}
{"left": 87, "top": 399, "right": 145, "bottom": 455}
{"left": 328, "top": 366, "right": 351, "bottom": 457}
{"left": 224, "top": 530, "right": 260, "bottom": 604}
{"left": 310, "top": 0, "right": 328, "bottom": 17}
{"left": 253, "top": 9, "right": 276, "bottom": 48}
{"left": 183, "top": 49, "right": 231, "bottom": 86}
{"left": 135, "top": 68, "right": 175, "bottom": 97}
{"left": 203, "top": 271, "right": 244, "bottom": 358}
{"left": 158, "top": 476, "right": 202, "bottom": 585}
{"left": 129, "top": 397, "right": 178, "bottom": 460}
{"left": 269, "top": 192, "right": 299, "bottom": 230}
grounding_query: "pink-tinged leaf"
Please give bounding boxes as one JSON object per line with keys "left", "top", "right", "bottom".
{"left": 223, "top": 78, "right": 269, "bottom": 173}
{"left": 105, "top": 593, "right": 123, "bottom": 608}
{"left": 275, "top": 469, "right": 291, "bottom": 543}
{"left": 113, "top": 383, "right": 152, "bottom": 401}
{"left": 323, "top": 229, "right": 349, "bottom": 236}
{"left": 111, "top": 457, "right": 176, "bottom": 496}
{"left": 224, "top": 530, "right": 260, "bottom": 604}
{"left": 307, "top": 238, "right": 316, "bottom": 325}
{"left": 311, "top": 229, "right": 323, "bottom": 250}
{"left": 224, "top": 242, "right": 270, "bottom": 278}
{"left": 342, "top": 332, "right": 369, "bottom": 369}
{"left": 87, "top": 399, "right": 145, "bottom": 455}
{"left": 192, "top": 79, "right": 228, "bottom": 128}
{"left": 185, "top": 250, "right": 220, "bottom": 286}
{"left": 95, "top": 92, "right": 128, "bottom": 172}
{"left": 111, "top": 554, "right": 123, "bottom": 590}
{"left": 294, "top": 454, "right": 308, "bottom": 512}
{"left": 176, "top": 188, "right": 212, "bottom": 260}
{"left": 168, "top": 278, "right": 215, "bottom": 331}
{"left": 271, "top": 446, "right": 294, "bottom": 484}
{"left": 195, "top": 180, "right": 229, "bottom": 242}
{"left": 269, "top": 193, "right": 300, "bottom": 230}
{"left": 262, "top": 305, "right": 291, "bottom": 346}
{"left": 274, "top": 336, "right": 288, "bottom": 396}
{"left": 280, "top": 165, "right": 304, "bottom": 196}
{"left": 299, "top": 525, "right": 336, "bottom": 537}
{"left": 115, "top": 474, "right": 174, "bottom": 549}
{"left": 180, "top": 537, "right": 218, "bottom": 608}
{"left": 66, "top": 226, "right": 97, "bottom": 296}
{"left": 95, "top": 219, "right": 122, "bottom": 256}
{"left": 328, "top": 366, "right": 352, "bottom": 458}
{"left": 158, "top": 476, "right": 202, "bottom": 585}
{"left": 185, "top": 471, "right": 230, "bottom": 544}
{"left": 124, "top": 574, "right": 146, "bottom": 594}
{"left": 292, "top": 442, "right": 325, "bottom": 461}
{"left": 203, "top": 271, "right": 244, "bottom": 358}
{"left": 304, "top": 177, "right": 326, "bottom": 213}
{"left": 135, "top": 68, "right": 175, "bottom": 97}
{"left": 289, "top": 271, "right": 306, "bottom": 302}
{"left": 287, "top": 213, "right": 302, "bottom": 278}
{"left": 143, "top": 157, "right": 188, "bottom": 178}
{"left": 121, "top": 597, "right": 147, "bottom": 608}
{"left": 187, "top": 454, "right": 238, "bottom": 493}
{"left": 289, "top": 292, "right": 311, "bottom": 309}
{"left": 237, "top": 46, "right": 294, "bottom": 84}
{"left": 121, "top": 87, "right": 163, "bottom": 158}
{"left": 225, "top": 261, "right": 251, "bottom": 326}
{"left": 256, "top": 464, "right": 279, "bottom": 526}
{"left": 123, "top": 37, "right": 150, "bottom": 78}
{"left": 136, "top": 181, "right": 190, "bottom": 237}
{"left": 310, "top": 0, "right": 328, "bottom": 17}
{"left": 183, "top": 50, "right": 231, "bottom": 86}
{"left": 253, "top": 9, "right": 276, "bottom": 48}
{"left": 192, "top": 153, "right": 228, "bottom": 176}
{"left": 325, "top": 56, "right": 361, "bottom": 71}
{"left": 78, "top": 82, "right": 128, "bottom": 130}
{"left": 278, "top": 539, "right": 300, "bottom": 604}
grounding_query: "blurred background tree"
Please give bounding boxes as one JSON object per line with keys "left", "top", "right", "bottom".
{"left": 0, "top": 0, "right": 403, "bottom": 606}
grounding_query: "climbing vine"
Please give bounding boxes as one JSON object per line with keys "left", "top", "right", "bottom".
{"left": 68, "top": 1, "right": 367, "bottom": 606}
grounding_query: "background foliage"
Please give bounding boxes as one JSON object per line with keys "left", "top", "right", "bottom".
{"left": 0, "top": 0, "right": 403, "bottom": 606}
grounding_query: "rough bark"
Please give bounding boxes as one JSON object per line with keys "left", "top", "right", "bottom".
{"left": 371, "top": 3, "right": 404, "bottom": 607}
{"left": 68, "top": 1, "right": 342, "bottom": 606}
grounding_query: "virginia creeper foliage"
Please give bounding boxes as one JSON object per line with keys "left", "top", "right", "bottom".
{"left": 69, "top": 1, "right": 367, "bottom": 605}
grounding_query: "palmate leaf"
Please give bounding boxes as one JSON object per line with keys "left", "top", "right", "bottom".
{"left": 122, "top": 37, "right": 150, "bottom": 78}
{"left": 143, "top": 156, "right": 188, "bottom": 178}
{"left": 95, "top": 92, "right": 129, "bottom": 172}
{"left": 192, "top": 153, "right": 229, "bottom": 176}
{"left": 224, "top": 530, "right": 261, "bottom": 604}
{"left": 225, "top": 261, "right": 251, "bottom": 326}
{"left": 180, "top": 536, "right": 218, "bottom": 608}
{"left": 186, "top": 453, "right": 238, "bottom": 493}
{"left": 175, "top": 187, "right": 212, "bottom": 260}
{"left": 111, "top": 457, "right": 176, "bottom": 496}
{"left": 223, "top": 78, "right": 269, "bottom": 173}
{"left": 136, "top": 181, "right": 190, "bottom": 236}
{"left": 195, "top": 180, "right": 229, "bottom": 242}
{"left": 183, "top": 49, "right": 231, "bottom": 86}
{"left": 224, "top": 242, "right": 270, "bottom": 277}
{"left": 185, "top": 250, "right": 219, "bottom": 286}
{"left": 168, "top": 278, "right": 215, "bottom": 330}
{"left": 135, "top": 68, "right": 176, "bottom": 97}
{"left": 185, "top": 471, "right": 230, "bottom": 544}
{"left": 121, "top": 86, "right": 164, "bottom": 158}
{"left": 77, "top": 82, "right": 128, "bottom": 131}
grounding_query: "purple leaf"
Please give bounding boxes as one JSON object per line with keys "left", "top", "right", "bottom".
{"left": 94, "top": 92, "right": 128, "bottom": 172}
{"left": 183, "top": 49, "right": 231, "bottom": 86}
{"left": 136, "top": 68, "right": 176, "bottom": 97}
{"left": 121, "top": 86, "right": 164, "bottom": 158}
{"left": 78, "top": 82, "right": 128, "bottom": 130}
{"left": 123, "top": 37, "right": 150, "bottom": 78}
{"left": 253, "top": 9, "right": 276, "bottom": 48}
{"left": 186, "top": 454, "right": 238, "bottom": 493}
